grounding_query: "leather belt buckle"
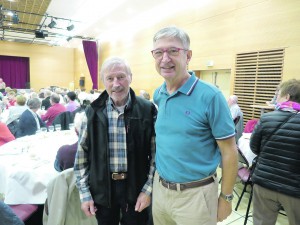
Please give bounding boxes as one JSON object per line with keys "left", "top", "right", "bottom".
{"left": 159, "top": 173, "right": 216, "bottom": 191}
{"left": 111, "top": 172, "right": 127, "bottom": 180}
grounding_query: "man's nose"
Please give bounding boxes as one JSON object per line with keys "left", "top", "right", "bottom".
{"left": 112, "top": 78, "right": 120, "bottom": 85}
{"left": 161, "top": 51, "right": 171, "bottom": 62}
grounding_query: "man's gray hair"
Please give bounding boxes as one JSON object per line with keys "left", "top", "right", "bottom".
{"left": 229, "top": 95, "right": 238, "bottom": 104}
{"left": 153, "top": 26, "right": 190, "bottom": 49}
{"left": 50, "top": 93, "right": 60, "bottom": 103}
{"left": 27, "top": 97, "right": 41, "bottom": 110}
{"left": 99, "top": 57, "right": 132, "bottom": 81}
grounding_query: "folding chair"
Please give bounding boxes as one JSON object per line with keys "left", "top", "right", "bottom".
{"left": 235, "top": 147, "right": 257, "bottom": 225}
{"left": 243, "top": 119, "right": 259, "bottom": 133}
{"left": 9, "top": 204, "right": 38, "bottom": 222}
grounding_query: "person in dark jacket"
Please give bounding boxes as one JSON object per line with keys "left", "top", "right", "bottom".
{"left": 74, "top": 57, "right": 157, "bottom": 225}
{"left": 16, "top": 98, "right": 46, "bottom": 138}
{"left": 250, "top": 79, "right": 300, "bottom": 225}
{"left": 41, "top": 89, "right": 52, "bottom": 110}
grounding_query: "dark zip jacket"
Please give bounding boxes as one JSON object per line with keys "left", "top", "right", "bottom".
{"left": 85, "top": 89, "right": 156, "bottom": 207}
{"left": 250, "top": 110, "right": 300, "bottom": 198}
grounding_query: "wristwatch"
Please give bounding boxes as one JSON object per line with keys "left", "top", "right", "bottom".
{"left": 220, "top": 192, "right": 234, "bottom": 202}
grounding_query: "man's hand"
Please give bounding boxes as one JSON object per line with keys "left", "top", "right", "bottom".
{"left": 135, "top": 192, "right": 151, "bottom": 212}
{"left": 81, "top": 200, "right": 97, "bottom": 217}
{"left": 217, "top": 196, "right": 232, "bottom": 222}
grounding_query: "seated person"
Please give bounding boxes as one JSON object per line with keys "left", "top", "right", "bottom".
{"left": 5, "top": 90, "right": 17, "bottom": 109}
{"left": 0, "top": 122, "right": 15, "bottom": 146}
{"left": 41, "top": 93, "right": 66, "bottom": 126}
{"left": 228, "top": 95, "right": 243, "bottom": 140}
{"left": 54, "top": 112, "right": 83, "bottom": 172}
{"left": 139, "top": 90, "right": 151, "bottom": 100}
{"left": 6, "top": 95, "right": 28, "bottom": 125}
{"left": 41, "top": 89, "right": 52, "bottom": 110}
{"left": 65, "top": 91, "right": 80, "bottom": 112}
{"left": 16, "top": 98, "right": 46, "bottom": 138}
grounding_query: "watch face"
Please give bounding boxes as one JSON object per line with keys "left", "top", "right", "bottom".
{"left": 226, "top": 195, "right": 234, "bottom": 201}
{"left": 221, "top": 193, "right": 234, "bottom": 202}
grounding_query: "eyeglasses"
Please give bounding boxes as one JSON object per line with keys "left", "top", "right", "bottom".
{"left": 151, "top": 47, "right": 188, "bottom": 59}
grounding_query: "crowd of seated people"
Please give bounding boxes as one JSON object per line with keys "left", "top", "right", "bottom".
{"left": 0, "top": 85, "right": 98, "bottom": 141}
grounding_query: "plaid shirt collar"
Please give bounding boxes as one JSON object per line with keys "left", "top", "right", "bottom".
{"left": 107, "top": 92, "right": 132, "bottom": 112}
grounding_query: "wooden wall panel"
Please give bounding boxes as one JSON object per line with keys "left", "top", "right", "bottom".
{"left": 98, "top": 0, "right": 300, "bottom": 96}
{"left": 1, "top": 0, "right": 299, "bottom": 96}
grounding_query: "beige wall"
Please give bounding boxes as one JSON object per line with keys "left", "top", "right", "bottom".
{"left": 0, "top": 41, "right": 75, "bottom": 91}
{"left": 98, "top": 0, "right": 300, "bottom": 96}
{"left": 1, "top": 0, "right": 299, "bottom": 96}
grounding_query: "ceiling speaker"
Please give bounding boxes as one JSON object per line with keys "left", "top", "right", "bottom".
{"left": 35, "top": 30, "right": 48, "bottom": 39}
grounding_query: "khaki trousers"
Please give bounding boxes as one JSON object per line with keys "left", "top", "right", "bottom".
{"left": 253, "top": 184, "right": 300, "bottom": 225}
{"left": 152, "top": 172, "right": 218, "bottom": 225}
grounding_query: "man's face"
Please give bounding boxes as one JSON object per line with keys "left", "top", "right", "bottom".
{"left": 153, "top": 37, "right": 191, "bottom": 81}
{"left": 103, "top": 64, "right": 132, "bottom": 106}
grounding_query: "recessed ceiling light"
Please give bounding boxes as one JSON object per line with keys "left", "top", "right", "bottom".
{"left": 6, "top": 11, "right": 14, "bottom": 16}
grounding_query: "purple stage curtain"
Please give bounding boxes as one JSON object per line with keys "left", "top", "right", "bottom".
{"left": 82, "top": 40, "right": 98, "bottom": 89}
{"left": 0, "top": 55, "right": 30, "bottom": 89}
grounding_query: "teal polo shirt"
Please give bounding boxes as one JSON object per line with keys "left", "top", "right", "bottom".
{"left": 153, "top": 72, "right": 235, "bottom": 183}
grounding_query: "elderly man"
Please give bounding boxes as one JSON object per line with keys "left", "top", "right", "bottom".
{"left": 41, "top": 93, "right": 66, "bottom": 126}
{"left": 74, "top": 57, "right": 156, "bottom": 225}
{"left": 16, "top": 98, "right": 46, "bottom": 138}
{"left": 151, "top": 26, "right": 237, "bottom": 225}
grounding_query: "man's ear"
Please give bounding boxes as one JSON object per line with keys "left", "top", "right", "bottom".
{"left": 187, "top": 50, "right": 192, "bottom": 64}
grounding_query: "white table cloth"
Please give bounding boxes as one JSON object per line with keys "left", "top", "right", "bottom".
{"left": 0, "top": 109, "right": 9, "bottom": 123}
{"left": 0, "top": 130, "right": 77, "bottom": 204}
{"left": 237, "top": 133, "right": 257, "bottom": 166}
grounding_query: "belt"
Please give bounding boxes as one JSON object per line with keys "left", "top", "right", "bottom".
{"left": 111, "top": 172, "right": 127, "bottom": 180}
{"left": 159, "top": 173, "right": 216, "bottom": 191}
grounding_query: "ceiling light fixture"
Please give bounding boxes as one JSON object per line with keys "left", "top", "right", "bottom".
{"left": 67, "top": 24, "right": 74, "bottom": 31}
{"left": 12, "top": 12, "right": 19, "bottom": 24}
{"left": 35, "top": 30, "right": 48, "bottom": 39}
{"left": 48, "top": 18, "right": 56, "bottom": 29}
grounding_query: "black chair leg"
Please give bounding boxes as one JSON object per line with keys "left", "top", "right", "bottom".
{"left": 243, "top": 186, "right": 253, "bottom": 225}
{"left": 235, "top": 183, "right": 248, "bottom": 211}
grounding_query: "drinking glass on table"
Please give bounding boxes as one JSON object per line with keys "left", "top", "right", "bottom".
{"left": 48, "top": 125, "right": 55, "bottom": 132}
{"left": 55, "top": 124, "right": 61, "bottom": 131}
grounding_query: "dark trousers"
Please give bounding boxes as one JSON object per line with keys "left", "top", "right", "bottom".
{"left": 95, "top": 179, "right": 148, "bottom": 225}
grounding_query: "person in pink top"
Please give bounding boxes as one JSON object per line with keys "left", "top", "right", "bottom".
{"left": 0, "top": 122, "right": 15, "bottom": 146}
{"left": 41, "top": 93, "right": 66, "bottom": 126}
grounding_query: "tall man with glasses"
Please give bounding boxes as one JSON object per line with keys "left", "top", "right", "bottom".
{"left": 151, "top": 26, "right": 238, "bottom": 225}
{"left": 74, "top": 57, "right": 157, "bottom": 225}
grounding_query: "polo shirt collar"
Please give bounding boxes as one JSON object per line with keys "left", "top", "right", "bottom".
{"left": 160, "top": 71, "right": 198, "bottom": 96}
